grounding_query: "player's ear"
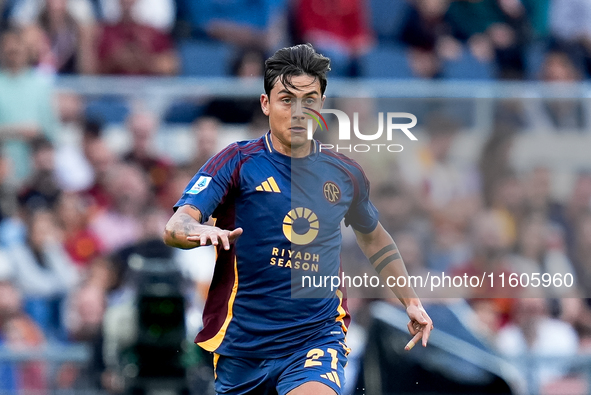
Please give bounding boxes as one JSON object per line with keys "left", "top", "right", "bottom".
{"left": 320, "top": 95, "right": 326, "bottom": 109}
{"left": 260, "top": 94, "right": 270, "bottom": 116}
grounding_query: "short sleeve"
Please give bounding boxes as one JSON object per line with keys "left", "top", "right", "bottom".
{"left": 174, "top": 143, "right": 241, "bottom": 222}
{"left": 344, "top": 165, "right": 379, "bottom": 234}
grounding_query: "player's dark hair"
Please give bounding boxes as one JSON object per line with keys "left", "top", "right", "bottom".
{"left": 264, "top": 44, "right": 330, "bottom": 96}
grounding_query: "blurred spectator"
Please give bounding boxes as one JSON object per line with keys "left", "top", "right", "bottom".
{"left": 445, "top": 0, "right": 502, "bottom": 62}
{"left": 469, "top": 298, "right": 503, "bottom": 344}
{"left": 524, "top": 166, "right": 553, "bottom": 211}
{"left": 563, "top": 172, "right": 591, "bottom": 258}
{"left": 541, "top": 46, "right": 582, "bottom": 82}
{"left": 0, "top": 279, "right": 47, "bottom": 392}
{"left": 0, "top": 0, "right": 10, "bottom": 30}
{"left": 496, "top": 298, "right": 578, "bottom": 390}
{"left": 231, "top": 49, "right": 265, "bottom": 78}
{"left": 6, "top": 209, "right": 79, "bottom": 339}
{"left": 202, "top": 51, "right": 264, "bottom": 124}
{"left": 372, "top": 183, "right": 424, "bottom": 236}
{"left": 248, "top": 108, "right": 271, "bottom": 139}
{"left": 80, "top": 135, "right": 117, "bottom": 212}
{"left": 572, "top": 213, "right": 591, "bottom": 297}
{"left": 190, "top": 117, "right": 220, "bottom": 172}
{"left": 523, "top": 167, "right": 567, "bottom": 229}
{"left": 445, "top": 0, "right": 538, "bottom": 79}
{"left": 530, "top": 48, "right": 586, "bottom": 131}
{"left": 453, "top": 210, "right": 515, "bottom": 301}
{"left": 179, "top": 0, "right": 285, "bottom": 50}
{"left": 89, "top": 163, "right": 149, "bottom": 253}
{"left": 65, "top": 281, "right": 107, "bottom": 338}
{"left": 492, "top": 0, "right": 537, "bottom": 79}
{"left": 0, "top": 150, "right": 24, "bottom": 250}
{"left": 99, "top": 0, "right": 175, "bottom": 32}
{"left": 508, "top": 213, "right": 582, "bottom": 326}
{"left": 492, "top": 174, "right": 526, "bottom": 239}
{"left": 54, "top": 99, "right": 96, "bottom": 192}
{"left": 479, "top": 125, "right": 524, "bottom": 245}
{"left": 393, "top": 230, "right": 431, "bottom": 280}
{"left": 290, "top": 0, "right": 373, "bottom": 76}
{"left": 548, "top": 0, "right": 591, "bottom": 75}
{"left": 110, "top": 208, "right": 173, "bottom": 288}
{"left": 96, "top": 0, "right": 178, "bottom": 75}
{"left": 399, "top": 113, "right": 480, "bottom": 220}
{"left": 56, "top": 192, "right": 102, "bottom": 269}
{"left": 427, "top": 217, "right": 472, "bottom": 272}
{"left": 63, "top": 283, "right": 106, "bottom": 388}
{"left": 122, "top": 111, "right": 173, "bottom": 206}
{"left": 549, "top": 0, "right": 591, "bottom": 43}
{"left": 522, "top": 0, "right": 551, "bottom": 38}
{"left": 9, "top": 0, "right": 95, "bottom": 27}
{"left": 509, "top": 214, "right": 575, "bottom": 289}
{"left": 18, "top": 136, "right": 61, "bottom": 211}
{"left": 10, "top": 0, "right": 97, "bottom": 74}
{"left": 0, "top": 150, "right": 18, "bottom": 224}
{"left": 398, "top": 0, "right": 461, "bottom": 79}
{"left": 63, "top": 259, "right": 114, "bottom": 390}
{"left": 0, "top": 28, "right": 60, "bottom": 180}
{"left": 158, "top": 166, "right": 195, "bottom": 219}
{"left": 18, "top": 22, "right": 55, "bottom": 72}
{"left": 570, "top": 213, "right": 591, "bottom": 341}
{"left": 479, "top": 124, "right": 517, "bottom": 207}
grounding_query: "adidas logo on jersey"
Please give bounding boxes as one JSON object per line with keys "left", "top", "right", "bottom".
{"left": 320, "top": 372, "right": 341, "bottom": 387}
{"left": 255, "top": 177, "right": 281, "bottom": 193}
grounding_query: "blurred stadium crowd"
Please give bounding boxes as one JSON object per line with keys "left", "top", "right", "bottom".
{"left": 0, "top": 0, "right": 590, "bottom": 80}
{"left": 0, "top": 0, "right": 591, "bottom": 394}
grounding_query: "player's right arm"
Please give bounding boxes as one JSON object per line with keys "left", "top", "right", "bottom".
{"left": 163, "top": 204, "right": 243, "bottom": 250}
{"left": 164, "top": 142, "right": 243, "bottom": 250}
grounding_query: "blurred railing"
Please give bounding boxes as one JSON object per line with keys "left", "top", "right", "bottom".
{"left": 0, "top": 343, "right": 101, "bottom": 395}
{"left": 54, "top": 77, "right": 591, "bottom": 133}
{"left": 0, "top": 343, "right": 90, "bottom": 362}
{"left": 1, "top": 327, "right": 590, "bottom": 394}
{"left": 55, "top": 77, "right": 591, "bottom": 99}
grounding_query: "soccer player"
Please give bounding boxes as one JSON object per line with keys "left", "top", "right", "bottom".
{"left": 163, "top": 44, "right": 433, "bottom": 395}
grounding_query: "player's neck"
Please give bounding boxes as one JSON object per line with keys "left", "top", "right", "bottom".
{"left": 270, "top": 135, "right": 312, "bottom": 158}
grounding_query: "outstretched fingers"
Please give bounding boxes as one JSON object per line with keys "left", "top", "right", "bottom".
{"left": 186, "top": 231, "right": 218, "bottom": 246}
{"left": 186, "top": 227, "right": 243, "bottom": 249}
{"left": 405, "top": 305, "right": 434, "bottom": 350}
{"left": 407, "top": 320, "right": 419, "bottom": 336}
{"left": 421, "top": 316, "right": 433, "bottom": 347}
{"left": 229, "top": 228, "right": 243, "bottom": 242}
{"left": 405, "top": 331, "right": 422, "bottom": 351}
{"left": 219, "top": 230, "right": 231, "bottom": 250}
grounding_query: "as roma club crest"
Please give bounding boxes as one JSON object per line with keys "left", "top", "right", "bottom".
{"left": 323, "top": 181, "right": 341, "bottom": 203}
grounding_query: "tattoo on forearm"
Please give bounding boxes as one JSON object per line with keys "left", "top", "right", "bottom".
{"left": 369, "top": 243, "right": 401, "bottom": 275}
{"left": 375, "top": 252, "right": 401, "bottom": 274}
{"left": 167, "top": 213, "right": 199, "bottom": 241}
{"left": 369, "top": 244, "right": 396, "bottom": 265}
{"left": 180, "top": 214, "right": 197, "bottom": 235}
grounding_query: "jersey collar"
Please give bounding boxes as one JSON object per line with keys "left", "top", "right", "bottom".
{"left": 264, "top": 131, "right": 319, "bottom": 164}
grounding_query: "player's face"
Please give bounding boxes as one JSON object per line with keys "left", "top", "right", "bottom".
{"left": 261, "top": 74, "right": 325, "bottom": 157}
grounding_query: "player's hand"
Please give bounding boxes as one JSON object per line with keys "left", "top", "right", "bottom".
{"left": 404, "top": 304, "right": 433, "bottom": 350}
{"left": 186, "top": 227, "right": 243, "bottom": 250}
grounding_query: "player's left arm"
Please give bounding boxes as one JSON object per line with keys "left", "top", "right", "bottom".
{"left": 354, "top": 222, "right": 433, "bottom": 348}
